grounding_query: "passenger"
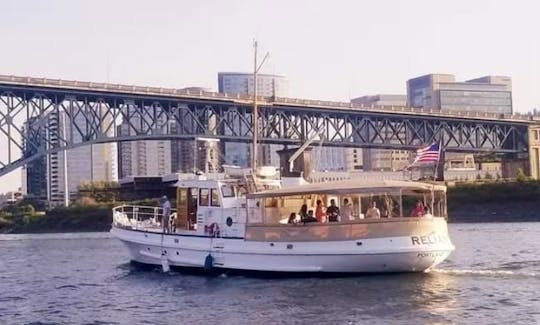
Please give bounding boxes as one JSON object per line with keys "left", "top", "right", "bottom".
{"left": 161, "top": 195, "right": 171, "bottom": 233}
{"left": 315, "top": 200, "right": 326, "bottom": 223}
{"left": 288, "top": 213, "right": 297, "bottom": 224}
{"left": 326, "top": 199, "right": 340, "bottom": 222}
{"left": 381, "top": 197, "right": 392, "bottom": 218}
{"left": 341, "top": 198, "right": 353, "bottom": 221}
{"left": 299, "top": 204, "right": 309, "bottom": 220}
{"left": 410, "top": 200, "right": 426, "bottom": 217}
{"left": 366, "top": 201, "right": 381, "bottom": 219}
{"left": 299, "top": 204, "right": 317, "bottom": 223}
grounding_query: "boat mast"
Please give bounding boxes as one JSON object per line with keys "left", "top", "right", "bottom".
{"left": 252, "top": 41, "right": 259, "bottom": 172}
{"left": 251, "top": 40, "right": 269, "bottom": 173}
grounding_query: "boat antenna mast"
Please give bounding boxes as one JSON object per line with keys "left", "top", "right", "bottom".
{"left": 251, "top": 40, "right": 269, "bottom": 173}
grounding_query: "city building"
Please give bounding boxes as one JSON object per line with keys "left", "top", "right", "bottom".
{"left": 406, "top": 74, "right": 513, "bottom": 174}
{"left": 22, "top": 109, "right": 118, "bottom": 204}
{"left": 351, "top": 94, "right": 410, "bottom": 171}
{"left": 119, "top": 139, "right": 171, "bottom": 178}
{"left": 218, "top": 72, "right": 289, "bottom": 167}
{"left": 407, "top": 74, "right": 512, "bottom": 113}
{"left": 21, "top": 117, "right": 48, "bottom": 199}
{"left": 218, "top": 72, "right": 288, "bottom": 99}
{"left": 311, "top": 146, "right": 348, "bottom": 172}
{"left": 118, "top": 104, "right": 171, "bottom": 178}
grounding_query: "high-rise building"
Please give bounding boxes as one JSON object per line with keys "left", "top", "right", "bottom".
{"left": 21, "top": 117, "right": 47, "bottom": 198}
{"left": 407, "top": 74, "right": 513, "bottom": 172}
{"left": 350, "top": 95, "right": 410, "bottom": 171}
{"left": 118, "top": 105, "right": 171, "bottom": 178}
{"left": 311, "top": 146, "right": 348, "bottom": 172}
{"left": 168, "top": 91, "right": 222, "bottom": 174}
{"left": 218, "top": 72, "right": 289, "bottom": 167}
{"left": 23, "top": 109, "right": 118, "bottom": 204}
{"left": 407, "top": 74, "right": 512, "bottom": 113}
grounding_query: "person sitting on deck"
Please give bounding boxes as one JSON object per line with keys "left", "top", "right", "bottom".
{"left": 410, "top": 200, "right": 426, "bottom": 217}
{"left": 366, "top": 201, "right": 381, "bottom": 219}
{"left": 341, "top": 198, "right": 353, "bottom": 221}
{"left": 299, "top": 204, "right": 317, "bottom": 223}
{"left": 326, "top": 199, "right": 340, "bottom": 222}
{"left": 288, "top": 213, "right": 297, "bottom": 224}
{"left": 315, "top": 200, "right": 326, "bottom": 223}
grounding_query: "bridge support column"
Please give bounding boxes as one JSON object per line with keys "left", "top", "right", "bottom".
{"left": 529, "top": 126, "right": 540, "bottom": 180}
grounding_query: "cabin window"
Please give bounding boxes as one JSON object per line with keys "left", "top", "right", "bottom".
{"left": 199, "top": 189, "right": 209, "bottom": 206}
{"left": 221, "top": 184, "right": 235, "bottom": 198}
{"left": 211, "top": 189, "right": 220, "bottom": 207}
{"left": 236, "top": 185, "right": 247, "bottom": 198}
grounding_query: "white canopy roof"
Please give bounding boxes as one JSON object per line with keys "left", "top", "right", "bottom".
{"left": 247, "top": 179, "right": 446, "bottom": 199}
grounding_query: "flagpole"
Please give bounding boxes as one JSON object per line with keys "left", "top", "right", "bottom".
{"left": 434, "top": 140, "right": 443, "bottom": 181}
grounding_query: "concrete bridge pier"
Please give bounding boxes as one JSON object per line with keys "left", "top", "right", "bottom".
{"left": 529, "top": 125, "right": 540, "bottom": 179}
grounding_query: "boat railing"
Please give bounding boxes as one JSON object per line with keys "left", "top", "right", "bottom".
{"left": 112, "top": 205, "right": 177, "bottom": 232}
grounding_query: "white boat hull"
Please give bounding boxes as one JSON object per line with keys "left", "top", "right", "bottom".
{"left": 111, "top": 226, "right": 454, "bottom": 273}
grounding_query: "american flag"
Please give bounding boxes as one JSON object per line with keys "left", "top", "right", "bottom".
{"left": 412, "top": 142, "right": 440, "bottom": 164}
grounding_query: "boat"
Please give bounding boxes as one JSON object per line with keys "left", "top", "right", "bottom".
{"left": 110, "top": 42, "right": 453, "bottom": 274}
{"left": 110, "top": 176, "right": 455, "bottom": 274}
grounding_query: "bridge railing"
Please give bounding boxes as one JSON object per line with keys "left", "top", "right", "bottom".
{"left": 0, "top": 74, "right": 537, "bottom": 123}
{"left": 273, "top": 96, "right": 536, "bottom": 122}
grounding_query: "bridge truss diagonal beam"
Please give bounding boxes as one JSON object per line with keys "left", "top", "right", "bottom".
{"left": 0, "top": 83, "right": 531, "bottom": 177}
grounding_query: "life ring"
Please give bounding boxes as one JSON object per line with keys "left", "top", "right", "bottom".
{"left": 204, "top": 222, "right": 220, "bottom": 237}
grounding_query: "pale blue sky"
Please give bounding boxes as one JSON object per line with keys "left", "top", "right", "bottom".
{"left": 0, "top": 0, "right": 539, "bottom": 192}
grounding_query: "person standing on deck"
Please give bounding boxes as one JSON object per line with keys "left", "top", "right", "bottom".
{"left": 161, "top": 195, "right": 171, "bottom": 233}
{"left": 315, "top": 200, "right": 326, "bottom": 223}
{"left": 366, "top": 201, "right": 381, "bottom": 219}
{"left": 326, "top": 199, "right": 340, "bottom": 222}
{"left": 341, "top": 198, "right": 353, "bottom": 221}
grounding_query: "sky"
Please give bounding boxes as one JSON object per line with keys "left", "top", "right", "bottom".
{"left": 0, "top": 0, "right": 539, "bottom": 193}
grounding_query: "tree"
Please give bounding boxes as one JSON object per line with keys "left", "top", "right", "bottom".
{"left": 516, "top": 168, "right": 529, "bottom": 182}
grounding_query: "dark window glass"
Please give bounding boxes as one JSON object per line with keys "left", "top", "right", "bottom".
{"left": 211, "top": 189, "right": 220, "bottom": 207}
{"left": 199, "top": 189, "right": 209, "bottom": 206}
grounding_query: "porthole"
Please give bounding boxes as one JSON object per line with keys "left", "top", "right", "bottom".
{"left": 226, "top": 217, "right": 233, "bottom": 227}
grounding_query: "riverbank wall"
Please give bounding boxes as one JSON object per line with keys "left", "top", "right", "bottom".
{"left": 447, "top": 181, "right": 540, "bottom": 222}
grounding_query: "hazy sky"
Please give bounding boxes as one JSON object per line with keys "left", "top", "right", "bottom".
{"left": 0, "top": 0, "right": 539, "bottom": 192}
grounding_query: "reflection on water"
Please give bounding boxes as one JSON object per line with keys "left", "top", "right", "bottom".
{"left": 1, "top": 223, "right": 540, "bottom": 324}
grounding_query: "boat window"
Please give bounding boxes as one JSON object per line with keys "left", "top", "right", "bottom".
{"left": 211, "top": 189, "right": 220, "bottom": 207}
{"left": 433, "top": 191, "right": 447, "bottom": 218}
{"left": 199, "top": 188, "right": 209, "bottom": 206}
{"left": 359, "top": 193, "right": 401, "bottom": 218}
{"left": 236, "top": 185, "right": 247, "bottom": 198}
{"left": 402, "top": 192, "right": 431, "bottom": 217}
{"left": 221, "top": 184, "right": 235, "bottom": 198}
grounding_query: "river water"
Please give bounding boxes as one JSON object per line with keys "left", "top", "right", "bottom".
{"left": 1, "top": 223, "right": 539, "bottom": 324}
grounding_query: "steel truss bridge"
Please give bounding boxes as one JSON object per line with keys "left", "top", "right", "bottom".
{"left": 0, "top": 74, "right": 535, "bottom": 177}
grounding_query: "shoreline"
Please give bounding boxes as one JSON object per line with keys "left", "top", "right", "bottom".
{"left": 3, "top": 207, "right": 539, "bottom": 234}
{"left": 3, "top": 181, "right": 539, "bottom": 234}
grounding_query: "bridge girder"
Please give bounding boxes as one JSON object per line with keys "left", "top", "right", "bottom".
{"left": 0, "top": 83, "right": 530, "bottom": 177}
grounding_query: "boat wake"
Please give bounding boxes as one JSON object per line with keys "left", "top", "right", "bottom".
{"left": 431, "top": 268, "right": 538, "bottom": 278}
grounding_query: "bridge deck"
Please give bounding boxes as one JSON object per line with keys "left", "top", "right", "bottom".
{"left": 0, "top": 74, "right": 537, "bottom": 124}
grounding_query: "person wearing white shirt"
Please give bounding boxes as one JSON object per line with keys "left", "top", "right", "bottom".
{"left": 341, "top": 198, "right": 354, "bottom": 221}
{"left": 366, "top": 201, "right": 381, "bottom": 219}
